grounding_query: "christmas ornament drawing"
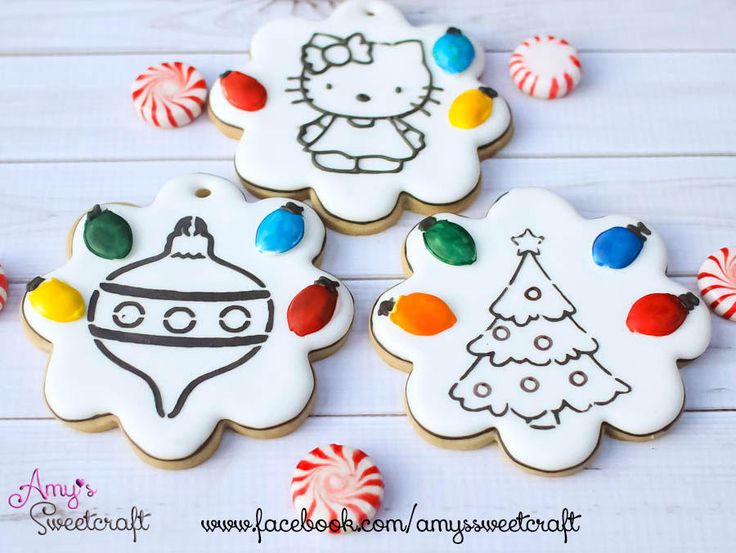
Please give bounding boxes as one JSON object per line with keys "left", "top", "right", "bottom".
{"left": 450, "top": 229, "right": 631, "bottom": 430}
{"left": 371, "top": 188, "right": 711, "bottom": 474}
{"left": 208, "top": 0, "right": 512, "bottom": 232}
{"left": 22, "top": 174, "right": 354, "bottom": 468}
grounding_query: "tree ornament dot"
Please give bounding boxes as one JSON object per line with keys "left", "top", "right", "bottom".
{"left": 419, "top": 216, "right": 477, "bottom": 266}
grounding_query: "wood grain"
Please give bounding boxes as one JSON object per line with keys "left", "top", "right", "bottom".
{"left": 2, "top": 413, "right": 735, "bottom": 552}
{"left": 2, "top": 52, "right": 736, "bottom": 162}
{"left": 1, "top": 0, "right": 734, "bottom": 54}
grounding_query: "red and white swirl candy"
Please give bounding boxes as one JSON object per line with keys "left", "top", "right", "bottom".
{"left": 291, "top": 444, "right": 384, "bottom": 533}
{"left": 0, "top": 265, "right": 7, "bottom": 311}
{"left": 509, "top": 35, "right": 581, "bottom": 99}
{"left": 131, "top": 62, "right": 207, "bottom": 128}
{"left": 698, "top": 247, "right": 736, "bottom": 321}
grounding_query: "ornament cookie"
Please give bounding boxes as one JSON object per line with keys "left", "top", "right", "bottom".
{"left": 291, "top": 444, "right": 383, "bottom": 533}
{"left": 208, "top": 0, "right": 512, "bottom": 234}
{"left": 509, "top": 35, "right": 581, "bottom": 99}
{"left": 131, "top": 62, "right": 208, "bottom": 128}
{"left": 698, "top": 247, "right": 736, "bottom": 321}
{"left": 370, "top": 188, "right": 711, "bottom": 474}
{"left": 22, "top": 174, "right": 353, "bottom": 468}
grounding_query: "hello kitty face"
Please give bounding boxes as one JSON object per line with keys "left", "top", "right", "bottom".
{"left": 292, "top": 33, "right": 436, "bottom": 119}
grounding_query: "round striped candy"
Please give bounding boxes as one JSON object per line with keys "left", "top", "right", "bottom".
{"left": 0, "top": 265, "right": 7, "bottom": 311}
{"left": 509, "top": 35, "right": 581, "bottom": 99}
{"left": 291, "top": 444, "right": 383, "bottom": 533}
{"left": 698, "top": 247, "right": 736, "bottom": 321}
{"left": 131, "top": 62, "right": 207, "bottom": 128}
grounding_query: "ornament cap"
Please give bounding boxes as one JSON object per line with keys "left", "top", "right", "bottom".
{"left": 315, "top": 276, "right": 339, "bottom": 292}
{"left": 418, "top": 216, "right": 437, "bottom": 232}
{"left": 27, "top": 276, "right": 44, "bottom": 293}
{"left": 447, "top": 27, "right": 462, "bottom": 35}
{"left": 678, "top": 292, "right": 700, "bottom": 311}
{"left": 219, "top": 70, "right": 232, "bottom": 80}
{"left": 283, "top": 202, "right": 304, "bottom": 215}
{"left": 378, "top": 299, "right": 395, "bottom": 317}
{"left": 86, "top": 204, "right": 102, "bottom": 221}
{"left": 479, "top": 86, "right": 498, "bottom": 99}
{"left": 626, "top": 222, "right": 651, "bottom": 240}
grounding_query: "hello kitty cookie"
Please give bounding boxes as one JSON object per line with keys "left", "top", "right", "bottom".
{"left": 21, "top": 174, "right": 354, "bottom": 468}
{"left": 208, "top": 0, "right": 512, "bottom": 234}
{"left": 370, "top": 188, "right": 711, "bottom": 474}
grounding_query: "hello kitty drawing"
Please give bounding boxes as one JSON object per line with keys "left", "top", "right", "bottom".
{"left": 291, "top": 33, "right": 437, "bottom": 174}
{"left": 208, "top": 0, "right": 512, "bottom": 233}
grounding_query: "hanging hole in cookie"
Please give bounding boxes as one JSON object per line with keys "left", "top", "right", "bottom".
{"left": 195, "top": 188, "right": 211, "bottom": 198}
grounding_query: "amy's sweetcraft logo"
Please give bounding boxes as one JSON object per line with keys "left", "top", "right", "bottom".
{"left": 7, "top": 468, "right": 151, "bottom": 543}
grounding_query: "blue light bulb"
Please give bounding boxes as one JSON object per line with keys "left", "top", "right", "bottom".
{"left": 592, "top": 222, "right": 651, "bottom": 269}
{"left": 256, "top": 202, "right": 305, "bottom": 254}
{"left": 432, "top": 27, "right": 475, "bottom": 74}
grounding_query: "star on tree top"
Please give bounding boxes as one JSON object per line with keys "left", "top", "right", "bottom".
{"left": 511, "top": 229, "right": 544, "bottom": 254}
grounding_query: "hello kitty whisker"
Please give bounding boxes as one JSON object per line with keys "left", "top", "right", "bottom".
{"left": 427, "top": 97, "right": 440, "bottom": 105}
{"left": 422, "top": 85, "right": 444, "bottom": 92}
{"left": 284, "top": 88, "right": 302, "bottom": 93}
{"left": 287, "top": 76, "right": 307, "bottom": 81}
{"left": 291, "top": 98, "right": 311, "bottom": 104}
{"left": 410, "top": 102, "right": 431, "bottom": 117}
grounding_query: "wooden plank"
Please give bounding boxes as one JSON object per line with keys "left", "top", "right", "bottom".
{"left": 0, "top": 156, "right": 732, "bottom": 282}
{"left": 1, "top": 413, "right": 735, "bottom": 552}
{"left": 2, "top": 275, "right": 734, "bottom": 419}
{"left": 2, "top": 52, "right": 736, "bottom": 162}
{"left": 1, "top": 0, "right": 735, "bottom": 54}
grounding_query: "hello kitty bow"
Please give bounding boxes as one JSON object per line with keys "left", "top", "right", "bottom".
{"left": 301, "top": 33, "right": 373, "bottom": 75}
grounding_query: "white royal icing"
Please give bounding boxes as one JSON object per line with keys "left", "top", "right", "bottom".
{"left": 23, "top": 174, "right": 354, "bottom": 462}
{"left": 371, "top": 188, "right": 711, "bottom": 473}
{"left": 208, "top": 0, "right": 511, "bottom": 225}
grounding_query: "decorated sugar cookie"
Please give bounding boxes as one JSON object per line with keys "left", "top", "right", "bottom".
{"left": 291, "top": 444, "right": 383, "bottom": 533}
{"left": 208, "top": 0, "right": 512, "bottom": 234}
{"left": 22, "top": 174, "right": 353, "bottom": 468}
{"left": 370, "top": 188, "right": 711, "bottom": 474}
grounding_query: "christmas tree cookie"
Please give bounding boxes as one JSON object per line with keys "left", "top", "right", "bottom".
{"left": 22, "top": 174, "right": 354, "bottom": 468}
{"left": 208, "top": 0, "right": 512, "bottom": 234}
{"left": 370, "top": 188, "right": 711, "bottom": 474}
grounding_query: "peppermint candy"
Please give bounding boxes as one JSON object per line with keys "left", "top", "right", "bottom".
{"left": 509, "top": 35, "right": 581, "bottom": 99}
{"left": 698, "top": 247, "right": 736, "bottom": 321}
{"left": 131, "top": 62, "right": 207, "bottom": 128}
{"left": 0, "top": 265, "right": 7, "bottom": 311}
{"left": 291, "top": 444, "right": 383, "bottom": 533}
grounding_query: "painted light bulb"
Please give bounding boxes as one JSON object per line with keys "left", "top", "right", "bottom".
{"left": 419, "top": 216, "right": 476, "bottom": 266}
{"left": 432, "top": 27, "right": 475, "bottom": 74}
{"left": 626, "top": 292, "right": 699, "bottom": 336}
{"left": 256, "top": 202, "right": 305, "bottom": 254}
{"left": 27, "top": 277, "right": 85, "bottom": 322}
{"left": 593, "top": 222, "right": 650, "bottom": 269}
{"left": 448, "top": 87, "right": 497, "bottom": 129}
{"left": 84, "top": 205, "right": 133, "bottom": 260}
{"left": 378, "top": 292, "right": 456, "bottom": 336}
{"left": 220, "top": 70, "right": 268, "bottom": 111}
{"left": 287, "top": 277, "right": 340, "bottom": 336}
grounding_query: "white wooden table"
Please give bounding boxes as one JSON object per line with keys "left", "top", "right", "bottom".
{"left": 1, "top": 1, "right": 735, "bottom": 551}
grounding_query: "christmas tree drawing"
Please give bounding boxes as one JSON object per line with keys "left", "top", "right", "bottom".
{"left": 449, "top": 229, "right": 631, "bottom": 430}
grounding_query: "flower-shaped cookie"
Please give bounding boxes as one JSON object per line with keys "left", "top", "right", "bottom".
{"left": 208, "top": 0, "right": 512, "bottom": 233}
{"left": 22, "top": 174, "right": 353, "bottom": 468}
{"left": 371, "top": 188, "right": 711, "bottom": 474}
